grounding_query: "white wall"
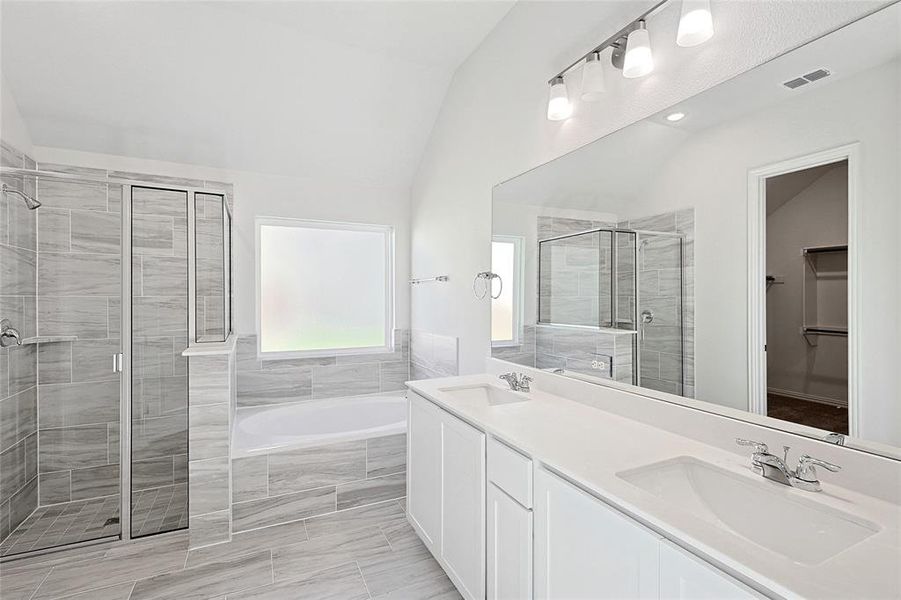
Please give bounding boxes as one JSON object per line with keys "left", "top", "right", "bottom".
{"left": 32, "top": 147, "right": 411, "bottom": 336}
{"left": 1, "top": 73, "right": 34, "bottom": 155}
{"left": 410, "top": 0, "right": 885, "bottom": 377}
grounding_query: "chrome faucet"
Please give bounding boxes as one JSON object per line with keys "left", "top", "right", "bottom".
{"left": 735, "top": 439, "right": 840, "bottom": 492}
{"left": 0, "top": 319, "right": 22, "bottom": 347}
{"left": 499, "top": 372, "right": 532, "bottom": 392}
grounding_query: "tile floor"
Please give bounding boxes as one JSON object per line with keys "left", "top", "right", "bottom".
{"left": 1, "top": 485, "right": 189, "bottom": 558}
{"left": 0, "top": 497, "right": 462, "bottom": 600}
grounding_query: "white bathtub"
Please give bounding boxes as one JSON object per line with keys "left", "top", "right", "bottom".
{"left": 232, "top": 394, "right": 408, "bottom": 457}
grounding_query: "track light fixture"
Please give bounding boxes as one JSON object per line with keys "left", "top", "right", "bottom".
{"left": 546, "top": 0, "right": 715, "bottom": 120}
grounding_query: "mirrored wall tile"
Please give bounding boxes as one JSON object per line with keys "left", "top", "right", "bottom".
{"left": 232, "top": 455, "right": 268, "bottom": 503}
{"left": 268, "top": 441, "right": 366, "bottom": 496}
{"left": 312, "top": 364, "right": 379, "bottom": 400}
{"left": 366, "top": 434, "right": 406, "bottom": 478}
{"left": 659, "top": 351, "right": 683, "bottom": 383}
{"left": 39, "top": 424, "right": 109, "bottom": 472}
{"left": 640, "top": 350, "right": 661, "bottom": 379}
{"left": 631, "top": 212, "right": 677, "bottom": 233}
{"left": 232, "top": 486, "right": 336, "bottom": 532}
{"left": 38, "top": 380, "right": 119, "bottom": 428}
{"left": 187, "top": 404, "right": 227, "bottom": 461}
{"left": 39, "top": 470, "right": 71, "bottom": 504}
{"left": 0, "top": 244, "right": 36, "bottom": 295}
{"left": 8, "top": 343, "right": 36, "bottom": 395}
{"left": 70, "top": 210, "right": 121, "bottom": 254}
{"left": 38, "top": 253, "right": 120, "bottom": 296}
{"left": 336, "top": 471, "right": 405, "bottom": 511}
{"left": 237, "top": 368, "right": 311, "bottom": 407}
{"left": 141, "top": 256, "right": 188, "bottom": 297}
{"left": 189, "top": 456, "right": 229, "bottom": 517}
{"left": 39, "top": 296, "right": 109, "bottom": 339}
{"left": 37, "top": 179, "right": 108, "bottom": 211}
{"left": 70, "top": 463, "right": 119, "bottom": 501}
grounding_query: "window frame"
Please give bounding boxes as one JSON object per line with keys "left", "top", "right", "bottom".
{"left": 255, "top": 216, "right": 395, "bottom": 359}
{"left": 491, "top": 235, "right": 525, "bottom": 347}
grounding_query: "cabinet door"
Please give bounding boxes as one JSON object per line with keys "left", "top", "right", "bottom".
{"left": 488, "top": 483, "right": 533, "bottom": 600}
{"left": 441, "top": 410, "right": 486, "bottom": 600}
{"left": 407, "top": 393, "right": 442, "bottom": 550}
{"left": 659, "top": 540, "right": 761, "bottom": 600}
{"left": 534, "top": 468, "right": 659, "bottom": 600}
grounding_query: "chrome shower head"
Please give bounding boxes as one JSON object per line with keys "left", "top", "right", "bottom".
{"left": 2, "top": 183, "right": 41, "bottom": 209}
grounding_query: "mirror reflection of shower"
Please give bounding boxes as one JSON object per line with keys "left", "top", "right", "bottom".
{"left": 2, "top": 182, "right": 41, "bottom": 209}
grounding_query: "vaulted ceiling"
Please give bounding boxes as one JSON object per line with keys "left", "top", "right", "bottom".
{"left": 0, "top": 1, "right": 513, "bottom": 187}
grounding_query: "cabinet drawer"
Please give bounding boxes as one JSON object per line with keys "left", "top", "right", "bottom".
{"left": 487, "top": 437, "right": 532, "bottom": 508}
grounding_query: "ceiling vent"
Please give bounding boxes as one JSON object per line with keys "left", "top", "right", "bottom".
{"left": 782, "top": 68, "right": 831, "bottom": 90}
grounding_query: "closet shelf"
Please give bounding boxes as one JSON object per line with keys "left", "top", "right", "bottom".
{"left": 802, "top": 326, "right": 848, "bottom": 337}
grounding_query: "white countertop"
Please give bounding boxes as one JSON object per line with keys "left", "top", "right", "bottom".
{"left": 408, "top": 374, "right": 901, "bottom": 600}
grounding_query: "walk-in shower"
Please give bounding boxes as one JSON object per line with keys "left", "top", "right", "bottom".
{"left": 0, "top": 157, "right": 233, "bottom": 558}
{"left": 536, "top": 227, "right": 685, "bottom": 394}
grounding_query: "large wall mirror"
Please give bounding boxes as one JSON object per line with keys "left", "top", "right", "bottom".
{"left": 491, "top": 3, "right": 900, "bottom": 458}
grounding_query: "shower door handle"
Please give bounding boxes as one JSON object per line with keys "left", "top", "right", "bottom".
{"left": 639, "top": 310, "right": 653, "bottom": 340}
{"left": 112, "top": 353, "right": 123, "bottom": 373}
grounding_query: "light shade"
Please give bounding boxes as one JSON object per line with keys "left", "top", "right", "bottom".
{"left": 623, "top": 21, "right": 654, "bottom": 79}
{"left": 581, "top": 51, "right": 606, "bottom": 101}
{"left": 547, "top": 76, "right": 572, "bottom": 121}
{"left": 677, "top": 0, "right": 714, "bottom": 47}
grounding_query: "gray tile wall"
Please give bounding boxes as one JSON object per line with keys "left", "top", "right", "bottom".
{"left": 409, "top": 330, "right": 458, "bottom": 380}
{"left": 231, "top": 432, "right": 406, "bottom": 532}
{"left": 236, "top": 330, "right": 409, "bottom": 408}
{"left": 187, "top": 350, "right": 235, "bottom": 549}
{"left": 194, "top": 194, "right": 227, "bottom": 343}
{"left": 1, "top": 140, "right": 39, "bottom": 542}
{"left": 34, "top": 172, "right": 123, "bottom": 512}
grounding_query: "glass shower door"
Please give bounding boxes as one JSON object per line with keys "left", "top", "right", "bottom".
{"left": 129, "top": 186, "right": 189, "bottom": 538}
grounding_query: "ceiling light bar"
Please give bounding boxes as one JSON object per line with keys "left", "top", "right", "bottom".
{"left": 546, "top": 0, "right": 715, "bottom": 121}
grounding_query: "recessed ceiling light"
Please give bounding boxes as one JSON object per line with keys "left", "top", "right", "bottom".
{"left": 666, "top": 112, "right": 685, "bottom": 122}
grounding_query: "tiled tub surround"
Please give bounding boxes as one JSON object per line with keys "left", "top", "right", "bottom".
{"left": 236, "top": 330, "right": 410, "bottom": 408}
{"left": 409, "top": 329, "right": 458, "bottom": 380}
{"left": 232, "top": 432, "right": 407, "bottom": 533}
{"left": 0, "top": 140, "right": 39, "bottom": 543}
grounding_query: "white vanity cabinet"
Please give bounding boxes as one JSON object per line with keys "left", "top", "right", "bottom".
{"left": 534, "top": 467, "right": 660, "bottom": 599}
{"left": 658, "top": 540, "right": 761, "bottom": 600}
{"left": 407, "top": 392, "right": 486, "bottom": 600}
{"left": 487, "top": 438, "right": 533, "bottom": 600}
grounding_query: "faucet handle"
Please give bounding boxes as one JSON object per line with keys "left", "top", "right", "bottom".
{"left": 735, "top": 438, "right": 769, "bottom": 454}
{"left": 797, "top": 454, "right": 841, "bottom": 476}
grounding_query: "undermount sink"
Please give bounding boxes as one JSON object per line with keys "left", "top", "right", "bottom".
{"left": 617, "top": 456, "right": 880, "bottom": 566}
{"left": 439, "top": 384, "right": 529, "bottom": 406}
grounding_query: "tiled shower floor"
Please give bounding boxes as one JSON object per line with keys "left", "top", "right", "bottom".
{"left": 0, "top": 484, "right": 188, "bottom": 557}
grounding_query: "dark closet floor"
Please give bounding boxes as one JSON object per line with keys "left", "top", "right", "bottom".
{"left": 767, "top": 393, "right": 848, "bottom": 434}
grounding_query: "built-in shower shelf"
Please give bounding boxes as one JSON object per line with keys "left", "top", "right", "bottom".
{"left": 21, "top": 335, "right": 77, "bottom": 345}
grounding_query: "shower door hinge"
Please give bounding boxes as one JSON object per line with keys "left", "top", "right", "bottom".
{"left": 112, "top": 353, "right": 124, "bottom": 373}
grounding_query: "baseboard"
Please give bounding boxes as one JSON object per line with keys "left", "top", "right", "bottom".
{"left": 767, "top": 387, "right": 847, "bottom": 408}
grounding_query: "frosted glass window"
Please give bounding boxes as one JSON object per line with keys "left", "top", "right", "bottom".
{"left": 258, "top": 220, "right": 393, "bottom": 354}
{"left": 491, "top": 237, "right": 522, "bottom": 344}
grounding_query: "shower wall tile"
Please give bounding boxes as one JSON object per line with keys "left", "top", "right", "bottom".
{"left": 38, "top": 341, "right": 72, "bottom": 384}
{"left": 8, "top": 196, "right": 37, "bottom": 251}
{"left": 131, "top": 187, "right": 187, "bottom": 218}
{"left": 141, "top": 256, "right": 188, "bottom": 297}
{"left": 38, "top": 380, "right": 119, "bottom": 428}
{"left": 111, "top": 171, "right": 204, "bottom": 188}
{"left": 8, "top": 344, "right": 36, "bottom": 395}
{"left": 8, "top": 476, "right": 36, "bottom": 534}
{"left": 267, "top": 441, "right": 366, "bottom": 496}
{"left": 107, "top": 184, "right": 122, "bottom": 213}
{"left": 38, "top": 296, "right": 109, "bottom": 339}
{"left": 0, "top": 140, "right": 23, "bottom": 167}
{"left": 70, "top": 211, "right": 121, "bottom": 254}
{"left": 132, "top": 215, "right": 174, "bottom": 255}
{"left": 132, "top": 414, "right": 188, "bottom": 461}
{"left": 71, "top": 338, "right": 121, "bottom": 382}
{"left": 39, "top": 470, "right": 71, "bottom": 504}
{"left": 0, "top": 244, "right": 36, "bottom": 295}
{"left": 133, "top": 297, "right": 187, "bottom": 337}
{"left": 133, "top": 456, "right": 176, "bottom": 491}
{"left": 37, "top": 163, "right": 108, "bottom": 177}
{"left": 70, "top": 463, "right": 119, "bottom": 501}
{"left": 38, "top": 253, "right": 120, "bottom": 296}
{"left": 37, "top": 180, "right": 108, "bottom": 212}
{"left": 39, "top": 424, "right": 109, "bottom": 472}
{"left": 311, "top": 364, "right": 379, "bottom": 400}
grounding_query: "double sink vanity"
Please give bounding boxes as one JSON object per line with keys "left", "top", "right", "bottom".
{"left": 405, "top": 371, "right": 899, "bottom": 600}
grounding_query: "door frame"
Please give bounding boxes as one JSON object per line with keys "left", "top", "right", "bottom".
{"left": 746, "top": 143, "right": 860, "bottom": 435}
